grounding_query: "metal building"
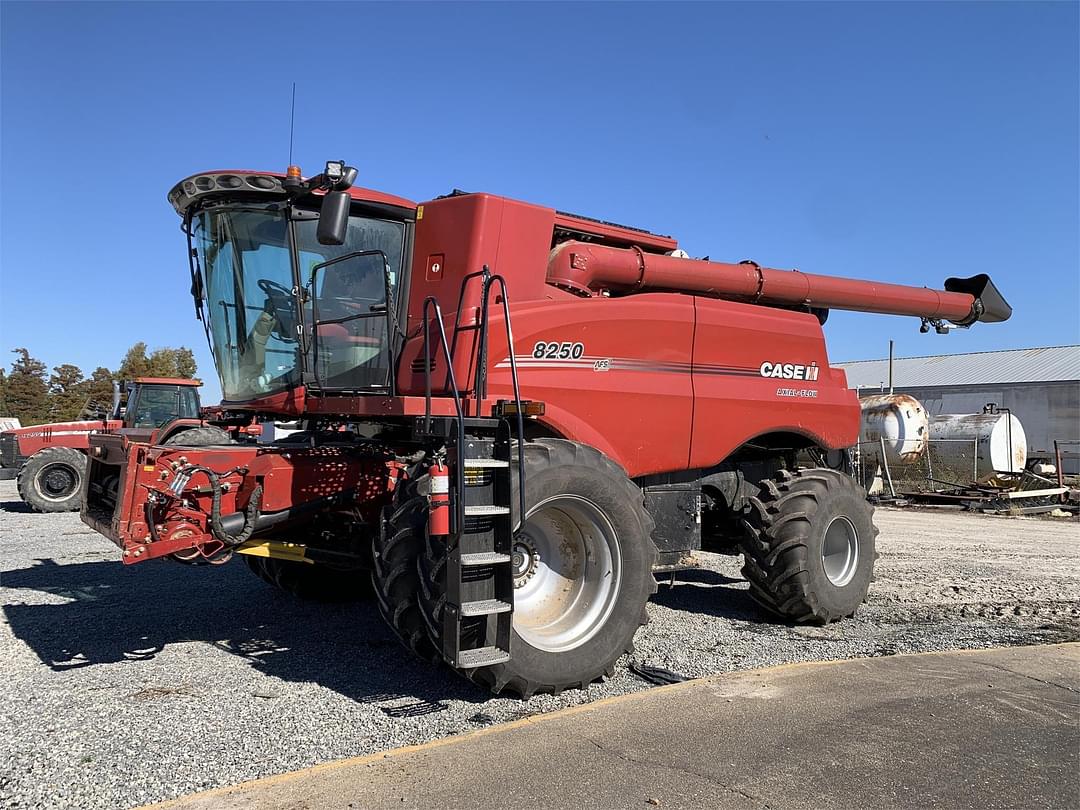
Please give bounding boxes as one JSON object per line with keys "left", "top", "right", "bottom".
{"left": 837, "top": 345, "right": 1080, "bottom": 473}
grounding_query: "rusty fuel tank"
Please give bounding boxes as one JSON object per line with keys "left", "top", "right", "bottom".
{"left": 929, "top": 412, "right": 1028, "bottom": 479}
{"left": 859, "top": 394, "right": 929, "bottom": 465}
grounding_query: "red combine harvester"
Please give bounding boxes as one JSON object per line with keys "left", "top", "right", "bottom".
{"left": 2, "top": 378, "right": 202, "bottom": 512}
{"left": 80, "top": 161, "right": 1011, "bottom": 696}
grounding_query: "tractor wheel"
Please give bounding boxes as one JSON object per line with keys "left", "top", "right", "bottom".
{"left": 242, "top": 554, "right": 373, "bottom": 602}
{"left": 163, "top": 426, "right": 234, "bottom": 447}
{"left": 739, "top": 468, "right": 878, "bottom": 624}
{"left": 370, "top": 473, "right": 442, "bottom": 665}
{"left": 418, "top": 438, "right": 658, "bottom": 697}
{"left": 17, "top": 447, "right": 88, "bottom": 512}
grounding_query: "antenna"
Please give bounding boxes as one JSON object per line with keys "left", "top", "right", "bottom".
{"left": 288, "top": 82, "right": 296, "bottom": 166}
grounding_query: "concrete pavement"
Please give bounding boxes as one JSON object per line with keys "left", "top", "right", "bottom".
{"left": 154, "top": 644, "right": 1080, "bottom": 810}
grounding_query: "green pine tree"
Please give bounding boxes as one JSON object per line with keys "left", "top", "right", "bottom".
{"left": 48, "top": 364, "right": 88, "bottom": 421}
{"left": 6, "top": 348, "right": 50, "bottom": 425}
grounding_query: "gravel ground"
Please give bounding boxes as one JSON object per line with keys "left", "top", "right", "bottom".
{"left": 1, "top": 477, "right": 1077, "bottom": 809}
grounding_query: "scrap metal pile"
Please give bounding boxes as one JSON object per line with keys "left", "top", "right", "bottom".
{"left": 854, "top": 394, "right": 1074, "bottom": 514}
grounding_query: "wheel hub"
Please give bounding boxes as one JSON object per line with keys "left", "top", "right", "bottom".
{"left": 512, "top": 539, "right": 540, "bottom": 587}
{"left": 510, "top": 494, "right": 623, "bottom": 653}
{"left": 39, "top": 463, "right": 77, "bottom": 499}
{"left": 822, "top": 515, "right": 859, "bottom": 587}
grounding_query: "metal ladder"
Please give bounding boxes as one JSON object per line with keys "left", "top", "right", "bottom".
{"left": 419, "top": 268, "right": 526, "bottom": 669}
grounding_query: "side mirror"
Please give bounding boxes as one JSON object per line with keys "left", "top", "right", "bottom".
{"left": 317, "top": 190, "right": 351, "bottom": 245}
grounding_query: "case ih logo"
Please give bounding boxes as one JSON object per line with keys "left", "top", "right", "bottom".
{"left": 759, "top": 361, "right": 820, "bottom": 381}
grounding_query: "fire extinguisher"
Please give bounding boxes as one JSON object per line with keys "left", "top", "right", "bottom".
{"left": 428, "top": 460, "right": 450, "bottom": 537}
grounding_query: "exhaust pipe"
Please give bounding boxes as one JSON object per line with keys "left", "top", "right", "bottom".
{"left": 111, "top": 381, "right": 122, "bottom": 420}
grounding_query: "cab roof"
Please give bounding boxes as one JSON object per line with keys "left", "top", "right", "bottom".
{"left": 135, "top": 377, "right": 202, "bottom": 386}
{"left": 168, "top": 169, "right": 416, "bottom": 216}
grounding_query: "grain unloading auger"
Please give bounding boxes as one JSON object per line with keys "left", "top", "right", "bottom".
{"left": 548, "top": 241, "right": 1011, "bottom": 329}
{"left": 80, "top": 160, "right": 1011, "bottom": 697}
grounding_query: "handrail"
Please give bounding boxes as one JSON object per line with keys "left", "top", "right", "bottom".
{"left": 421, "top": 296, "right": 467, "bottom": 535}
{"left": 448, "top": 268, "right": 490, "bottom": 384}
{"left": 420, "top": 269, "right": 527, "bottom": 532}
{"left": 480, "top": 272, "right": 527, "bottom": 530}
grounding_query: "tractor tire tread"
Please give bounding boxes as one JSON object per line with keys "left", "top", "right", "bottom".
{"left": 17, "top": 446, "right": 87, "bottom": 512}
{"left": 739, "top": 467, "right": 876, "bottom": 626}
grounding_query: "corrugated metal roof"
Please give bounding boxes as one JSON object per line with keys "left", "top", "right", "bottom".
{"left": 837, "top": 345, "right": 1080, "bottom": 389}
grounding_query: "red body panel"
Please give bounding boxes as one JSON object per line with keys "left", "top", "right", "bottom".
{"left": 398, "top": 294, "right": 857, "bottom": 477}
{"left": 3, "top": 419, "right": 119, "bottom": 460}
{"left": 688, "top": 298, "right": 856, "bottom": 469}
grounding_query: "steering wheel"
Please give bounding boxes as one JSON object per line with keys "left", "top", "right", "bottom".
{"left": 257, "top": 278, "right": 297, "bottom": 341}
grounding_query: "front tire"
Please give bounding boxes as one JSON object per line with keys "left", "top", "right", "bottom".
{"left": 17, "top": 447, "right": 87, "bottom": 512}
{"left": 739, "top": 468, "right": 878, "bottom": 624}
{"left": 417, "top": 439, "right": 658, "bottom": 697}
{"left": 370, "top": 474, "right": 442, "bottom": 665}
{"left": 242, "top": 554, "right": 373, "bottom": 602}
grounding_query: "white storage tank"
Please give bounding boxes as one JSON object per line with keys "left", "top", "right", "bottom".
{"left": 928, "top": 412, "right": 1027, "bottom": 479}
{"left": 859, "top": 394, "right": 929, "bottom": 465}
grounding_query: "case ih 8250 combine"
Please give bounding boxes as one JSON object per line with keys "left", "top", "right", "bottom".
{"left": 81, "top": 161, "right": 1010, "bottom": 696}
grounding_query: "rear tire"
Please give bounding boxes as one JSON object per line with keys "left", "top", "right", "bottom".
{"left": 739, "top": 468, "right": 878, "bottom": 624}
{"left": 417, "top": 439, "right": 658, "bottom": 697}
{"left": 17, "top": 447, "right": 87, "bottom": 512}
{"left": 242, "top": 554, "right": 373, "bottom": 602}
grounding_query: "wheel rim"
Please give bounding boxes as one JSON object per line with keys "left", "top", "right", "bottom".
{"left": 512, "top": 494, "right": 622, "bottom": 653}
{"left": 37, "top": 463, "right": 78, "bottom": 501}
{"left": 821, "top": 515, "right": 859, "bottom": 587}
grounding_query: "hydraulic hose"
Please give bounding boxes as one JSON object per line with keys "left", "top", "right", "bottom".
{"left": 172, "top": 465, "right": 264, "bottom": 546}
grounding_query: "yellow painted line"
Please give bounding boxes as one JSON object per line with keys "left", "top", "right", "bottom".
{"left": 142, "top": 641, "right": 1079, "bottom": 809}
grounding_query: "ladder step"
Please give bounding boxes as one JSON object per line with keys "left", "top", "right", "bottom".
{"left": 460, "top": 598, "right": 512, "bottom": 617}
{"left": 463, "top": 458, "right": 510, "bottom": 468}
{"left": 460, "top": 552, "right": 512, "bottom": 566}
{"left": 457, "top": 646, "right": 511, "bottom": 668}
{"left": 463, "top": 504, "right": 510, "bottom": 516}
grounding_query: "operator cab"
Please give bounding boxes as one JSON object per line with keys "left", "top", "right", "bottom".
{"left": 125, "top": 379, "right": 202, "bottom": 429}
{"left": 173, "top": 164, "right": 415, "bottom": 405}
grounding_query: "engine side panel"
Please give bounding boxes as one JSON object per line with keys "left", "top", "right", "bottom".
{"left": 399, "top": 294, "right": 859, "bottom": 478}
{"left": 690, "top": 297, "right": 859, "bottom": 466}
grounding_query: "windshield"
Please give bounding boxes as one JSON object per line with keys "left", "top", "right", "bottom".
{"left": 193, "top": 204, "right": 405, "bottom": 401}
{"left": 129, "top": 385, "right": 201, "bottom": 428}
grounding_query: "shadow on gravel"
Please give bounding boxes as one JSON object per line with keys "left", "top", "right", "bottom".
{"left": 1, "top": 557, "right": 485, "bottom": 706}
{"left": 0, "top": 500, "right": 33, "bottom": 514}
{"left": 650, "top": 568, "right": 767, "bottom": 623}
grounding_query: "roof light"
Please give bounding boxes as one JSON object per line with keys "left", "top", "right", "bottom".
{"left": 325, "top": 161, "right": 345, "bottom": 182}
{"left": 286, "top": 165, "right": 302, "bottom": 179}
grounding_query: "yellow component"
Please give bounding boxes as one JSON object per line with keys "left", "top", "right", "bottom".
{"left": 235, "top": 540, "right": 314, "bottom": 564}
{"left": 416, "top": 205, "right": 424, "bottom": 220}
{"left": 144, "top": 466, "right": 156, "bottom": 472}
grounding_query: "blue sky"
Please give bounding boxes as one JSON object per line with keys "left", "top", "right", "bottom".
{"left": 2, "top": 1, "right": 1077, "bottom": 403}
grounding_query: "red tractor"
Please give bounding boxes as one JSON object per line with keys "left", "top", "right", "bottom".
{"left": 80, "top": 161, "right": 1010, "bottom": 696}
{"left": 2, "top": 378, "right": 203, "bottom": 512}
